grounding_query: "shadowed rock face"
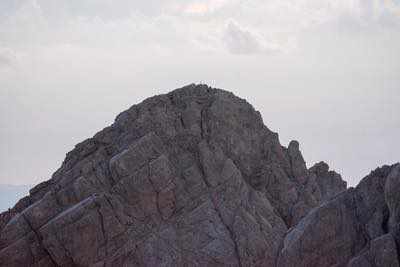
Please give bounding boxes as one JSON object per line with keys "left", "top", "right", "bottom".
{"left": 0, "top": 84, "right": 397, "bottom": 266}
{"left": 278, "top": 164, "right": 400, "bottom": 267}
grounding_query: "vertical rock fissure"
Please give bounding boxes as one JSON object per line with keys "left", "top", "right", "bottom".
{"left": 274, "top": 233, "right": 285, "bottom": 267}
{"left": 352, "top": 193, "right": 371, "bottom": 244}
{"left": 200, "top": 108, "right": 206, "bottom": 139}
{"left": 55, "top": 232, "right": 77, "bottom": 266}
{"left": 199, "top": 98, "right": 214, "bottom": 141}
{"left": 21, "top": 214, "right": 60, "bottom": 267}
{"left": 92, "top": 162, "right": 108, "bottom": 189}
{"left": 147, "top": 163, "right": 164, "bottom": 221}
{"left": 196, "top": 135, "right": 244, "bottom": 266}
{"left": 94, "top": 201, "right": 109, "bottom": 259}
{"left": 210, "top": 196, "right": 243, "bottom": 267}
{"left": 197, "top": 155, "right": 211, "bottom": 188}
{"left": 103, "top": 194, "right": 124, "bottom": 226}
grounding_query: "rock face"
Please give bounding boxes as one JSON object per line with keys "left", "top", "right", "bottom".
{"left": 278, "top": 164, "right": 400, "bottom": 267}
{"left": 0, "top": 84, "right": 397, "bottom": 266}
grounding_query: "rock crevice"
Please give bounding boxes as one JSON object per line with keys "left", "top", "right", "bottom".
{"left": 0, "top": 84, "right": 398, "bottom": 266}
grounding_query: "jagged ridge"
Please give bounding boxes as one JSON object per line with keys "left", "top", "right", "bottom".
{"left": 0, "top": 84, "right": 398, "bottom": 267}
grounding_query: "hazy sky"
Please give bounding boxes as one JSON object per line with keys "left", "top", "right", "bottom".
{"left": 1, "top": 0, "right": 399, "bottom": 187}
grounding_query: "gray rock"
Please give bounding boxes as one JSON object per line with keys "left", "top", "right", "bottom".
{"left": 309, "top": 161, "right": 347, "bottom": 202}
{"left": 1, "top": 84, "right": 397, "bottom": 266}
{"left": 278, "top": 164, "right": 400, "bottom": 267}
{"left": 348, "top": 234, "right": 399, "bottom": 267}
{"left": 385, "top": 164, "right": 400, "bottom": 230}
{"left": 277, "top": 189, "right": 367, "bottom": 267}
{"left": 287, "top": 140, "right": 308, "bottom": 182}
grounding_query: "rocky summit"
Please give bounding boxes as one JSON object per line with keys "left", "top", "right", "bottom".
{"left": 0, "top": 84, "right": 399, "bottom": 267}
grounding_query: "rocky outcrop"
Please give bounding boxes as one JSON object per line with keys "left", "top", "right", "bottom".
{"left": 309, "top": 161, "right": 347, "bottom": 202}
{"left": 278, "top": 164, "right": 400, "bottom": 267}
{"left": 348, "top": 234, "right": 399, "bottom": 267}
{"left": 0, "top": 84, "right": 397, "bottom": 266}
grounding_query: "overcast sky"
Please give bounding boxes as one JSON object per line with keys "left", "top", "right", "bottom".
{"left": 1, "top": 0, "right": 399, "bottom": 187}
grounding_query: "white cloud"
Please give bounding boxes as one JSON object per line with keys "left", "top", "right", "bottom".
{"left": 0, "top": 0, "right": 399, "bottom": 186}
{"left": 182, "top": 0, "right": 230, "bottom": 15}
{"left": 222, "top": 21, "right": 281, "bottom": 55}
{"left": 0, "top": 47, "right": 17, "bottom": 69}
{"left": 1, "top": 0, "right": 398, "bottom": 57}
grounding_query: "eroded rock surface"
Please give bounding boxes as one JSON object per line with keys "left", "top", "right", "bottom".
{"left": 0, "top": 84, "right": 397, "bottom": 266}
{"left": 278, "top": 164, "right": 400, "bottom": 267}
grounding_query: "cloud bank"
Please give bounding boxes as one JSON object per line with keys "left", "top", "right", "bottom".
{"left": 0, "top": 0, "right": 399, "bottom": 186}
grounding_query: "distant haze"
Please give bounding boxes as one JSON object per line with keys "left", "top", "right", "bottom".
{"left": 0, "top": 184, "right": 30, "bottom": 212}
{"left": 1, "top": 0, "right": 399, "bottom": 187}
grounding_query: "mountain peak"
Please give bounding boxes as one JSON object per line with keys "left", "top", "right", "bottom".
{"left": 1, "top": 85, "right": 398, "bottom": 267}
